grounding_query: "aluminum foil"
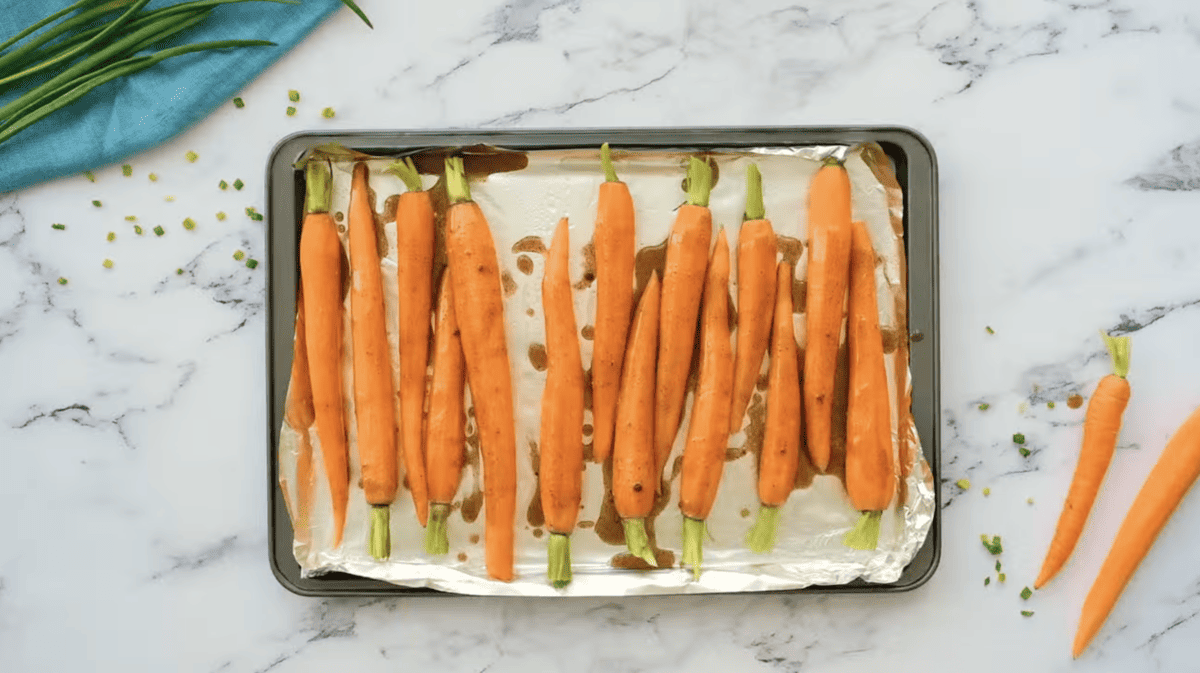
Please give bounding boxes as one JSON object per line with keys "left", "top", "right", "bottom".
{"left": 276, "top": 144, "right": 935, "bottom": 596}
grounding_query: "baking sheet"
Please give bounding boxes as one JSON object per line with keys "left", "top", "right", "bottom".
{"left": 275, "top": 143, "right": 935, "bottom": 596}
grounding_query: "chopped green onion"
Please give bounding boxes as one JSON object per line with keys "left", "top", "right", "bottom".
{"left": 1027, "top": 497, "right": 1034, "bottom": 505}
{"left": 1047, "top": 401, "right": 1055, "bottom": 409}
{"left": 57, "top": 277, "right": 68, "bottom": 285}
{"left": 51, "top": 223, "right": 65, "bottom": 230}
{"left": 216, "top": 211, "right": 227, "bottom": 221}
{"left": 148, "top": 173, "right": 158, "bottom": 182}
{"left": 1013, "top": 433, "right": 1026, "bottom": 444}
{"left": 956, "top": 478, "right": 970, "bottom": 490}
{"left": 1021, "top": 610, "right": 1034, "bottom": 617}
{"left": 245, "top": 258, "right": 258, "bottom": 269}
{"left": 124, "top": 215, "right": 136, "bottom": 221}
{"left": 984, "top": 577, "right": 990, "bottom": 586}
{"left": 176, "top": 268, "right": 183, "bottom": 275}
{"left": 980, "top": 534, "right": 1003, "bottom": 555}
{"left": 288, "top": 89, "right": 299, "bottom": 102}
{"left": 133, "top": 225, "right": 143, "bottom": 235}
{"left": 102, "top": 258, "right": 113, "bottom": 269}
{"left": 978, "top": 403, "right": 990, "bottom": 411}
{"left": 998, "top": 573, "right": 1007, "bottom": 582}
{"left": 983, "top": 487, "right": 991, "bottom": 496}
{"left": 182, "top": 217, "right": 195, "bottom": 230}
{"left": 985, "top": 326, "right": 995, "bottom": 335}
{"left": 106, "top": 231, "right": 115, "bottom": 242}
{"left": 995, "top": 560, "right": 1002, "bottom": 572}
{"left": 233, "top": 97, "right": 244, "bottom": 108}
{"left": 233, "top": 250, "right": 245, "bottom": 261}
{"left": 250, "top": 212, "right": 263, "bottom": 222}
{"left": 91, "top": 199, "right": 101, "bottom": 207}
{"left": 84, "top": 171, "right": 96, "bottom": 182}
{"left": 233, "top": 179, "right": 244, "bottom": 190}
{"left": 286, "top": 106, "right": 296, "bottom": 116}
{"left": 219, "top": 180, "right": 228, "bottom": 190}
{"left": 1020, "top": 586, "right": 1033, "bottom": 600}
{"left": 164, "top": 195, "right": 175, "bottom": 202}
{"left": 122, "top": 164, "right": 132, "bottom": 176}
{"left": 185, "top": 151, "right": 198, "bottom": 163}
{"left": 322, "top": 106, "right": 335, "bottom": 118}
{"left": 1019, "top": 447, "right": 1031, "bottom": 458}
{"left": 153, "top": 225, "right": 164, "bottom": 236}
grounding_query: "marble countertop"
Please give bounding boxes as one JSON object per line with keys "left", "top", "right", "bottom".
{"left": 4, "top": 0, "right": 1200, "bottom": 670}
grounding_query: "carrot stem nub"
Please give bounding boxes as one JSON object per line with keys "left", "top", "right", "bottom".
{"left": 745, "top": 505, "right": 780, "bottom": 553}
{"left": 424, "top": 503, "right": 451, "bottom": 555}
{"left": 685, "top": 157, "right": 712, "bottom": 208}
{"left": 622, "top": 518, "right": 657, "bottom": 567}
{"left": 843, "top": 510, "right": 883, "bottom": 550}
{"left": 386, "top": 156, "right": 423, "bottom": 193}
{"left": 369, "top": 505, "right": 391, "bottom": 560}
{"left": 445, "top": 156, "right": 471, "bottom": 204}
{"left": 547, "top": 533, "right": 572, "bottom": 588}
{"left": 743, "top": 163, "right": 764, "bottom": 221}
{"left": 304, "top": 160, "right": 332, "bottom": 214}
{"left": 1100, "top": 332, "right": 1131, "bottom": 379}
{"left": 601, "top": 142, "right": 619, "bottom": 182}
{"left": 682, "top": 517, "right": 706, "bottom": 580}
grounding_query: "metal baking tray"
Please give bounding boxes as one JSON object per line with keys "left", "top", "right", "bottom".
{"left": 264, "top": 127, "right": 940, "bottom": 596}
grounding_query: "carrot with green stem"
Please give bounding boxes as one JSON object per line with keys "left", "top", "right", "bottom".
{"left": 655, "top": 157, "right": 714, "bottom": 486}
{"left": 679, "top": 229, "right": 733, "bottom": 580}
{"left": 1036, "top": 334, "right": 1131, "bottom": 589}
{"left": 386, "top": 157, "right": 434, "bottom": 527}
{"left": 348, "top": 162, "right": 399, "bottom": 560}
{"left": 1074, "top": 399, "right": 1200, "bottom": 658}
{"left": 613, "top": 272, "right": 662, "bottom": 567}
{"left": 746, "top": 261, "right": 800, "bottom": 553}
{"left": 803, "top": 159, "right": 853, "bottom": 472}
{"left": 730, "top": 163, "right": 777, "bottom": 433}
{"left": 283, "top": 292, "right": 316, "bottom": 546}
{"left": 444, "top": 156, "right": 518, "bottom": 581}
{"left": 424, "top": 274, "right": 467, "bottom": 555}
{"left": 298, "top": 159, "right": 349, "bottom": 547}
{"left": 591, "top": 142, "right": 636, "bottom": 465}
{"left": 539, "top": 217, "right": 586, "bottom": 587}
{"left": 842, "top": 220, "right": 895, "bottom": 551}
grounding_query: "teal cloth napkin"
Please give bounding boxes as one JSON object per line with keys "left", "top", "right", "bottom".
{"left": 0, "top": 0, "right": 342, "bottom": 194}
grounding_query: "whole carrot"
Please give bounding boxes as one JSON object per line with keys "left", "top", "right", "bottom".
{"left": 1036, "top": 334, "right": 1131, "bottom": 589}
{"left": 444, "top": 157, "right": 518, "bottom": 582}
{"left": 539, "top": 217, "right": 585, "bottom": 587}
{"left": 613, "top": 271, "right": 662, "bottom": 567}
{"left": 424, "top": 274, "right": 467, "bottom": 555}
{"left": 803, "top": 159, "right": 853, "bottom": 472}
{"left": 297, "top": 160, "right": 350, "bottom": 547}
{"left": 386, "top": 157, "right": 435, "bottom": 527}
{"left": 746, "top": 261, "right": 800, "bottom": 553}
{"left": 842, "top": 220, "right": 895, "bottom": 551}
{"left": 283, "top": 291, "right": 316, "bottom": 546}
{"left": 679, "top": 229, "right": 733, "bottom": 580}
{"left": 1074, "top": 400, "right": 1200, "bottom": 658}
{"left": 730, "top": 163, "right": 777, "bottom": 433}
{"left": 655, "top": 157, "right": 714, "bottom": 487}
{"left": 591, "top": 143, "right": 636, "bottom": 465}
{"left": 347, "top": 162, "right": 399, "bottom": 560}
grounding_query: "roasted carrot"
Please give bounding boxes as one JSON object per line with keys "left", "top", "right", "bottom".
{"left": 1036, "top": 334, "right": 1131, "bottom": 589}
{"left": 297, "top": 159, "right": 350, "bottom": 548}
{"left": 613, "top": 271, "right": 662, "bottom": 567}
{"left": 842, "top": 220, "right": 895, "bottom": 551}
{"left": 730, "top": 163, "right": 777, "bottom": 434}
{"left": 423, "top": 274, "right": 467, "bottom": 555}
{"left": 746, "top": 261, "right": 800, "bottom": 553}
{"left": 591, "top": 143, "right": 636, "bottom": 465}
{"left": 803, "top": 159, "right": 853, "bottom": 473}
{"left": 539, "top": 217, "right": 586, "bottom": 587}
{"left": 655, "top": 157, "right": 714, "bottom": 486}
{"left": 1074, "top": 400, "right": 1200, "bottom": 658}
{"left": 679, "top": 228, "right": 733, "bottom": 580}
{"left": 284, "top": 291, "right": 316, "bottom": 546}
{"left": 444, "top": 156, "right": 518, "bottom": 582}
{"left": 348, "top": 162, "right": 399, "bottom": 560}
{"left": 386, "top": 157, "right": 435, "bottom": 527}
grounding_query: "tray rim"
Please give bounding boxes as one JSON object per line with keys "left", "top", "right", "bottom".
{"left": 264, "top": 125, "right": 941, "bottom": 598}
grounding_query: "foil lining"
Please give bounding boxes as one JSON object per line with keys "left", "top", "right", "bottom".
{"left": 276, "top": 144, "right": 935, "bottom": 596}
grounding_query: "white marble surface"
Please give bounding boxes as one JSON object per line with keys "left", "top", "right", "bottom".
{"left": 4, "top": 0, "right": 1200, "bottom": 670}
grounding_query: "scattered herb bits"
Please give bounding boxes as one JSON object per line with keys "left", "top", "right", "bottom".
{"left": 106, "top": 232, "right": 115, "bottom": 242}
{"left": 984, "top": 577, "right": 991, "bottom": 586}
{"left": 998, "top": 573, "right": 1007, "bottom": 583}
{"left": 182, "top": 218, "right": 196, "bottom": 231}
{"left": 122, "top": 164, "right": 132, "bottom": 177}
{"left": 134, "top": 225, "right": 144, "bottom": 235}
{"left": 176, "top": 268, "right": 184, "bottom": 275}
{"left": 148, "top": 173, "right": 159, "bottom": 182}
{"left": 125, "top": 215, "right": 136, "bottom": 221}
{"left": 1020, "top": 586, "right": 1033, "bottom": 600}
{"left": 57, "top": 277, "right": 68, "bottom": 285}
{"left": 322, "top": 107, "right": 335, "bottom": 118}
{"left": 102, "top": 259, "right": 113, "bottom": 269}
{"left": 185, "top": 151, "right": 198, "bottom": 163}
{"left": 985, "top": 326, "right": 995, "bottom": 335}
{"left": 1019, "top": 447, "right": 1031, "bottom": 458}
{"left": 1021, "top": 610, "right": 1034, "bottom": 617}
{"left": 288, "top": 89, "right": 300, "bottom": 102}
{"left": 216, "top": 211, "right": 227, "bottom": 221}
{"left": 246, "top": 258, "right": 259, "bottom": 269}
{"left": 233, "top": 250, "right": 245, "bottom": 261}
{"left": 1013, "top": 433, "right": 1026, "bottom": 444}
{"left": 51, "top": 223, "right": 65, "bottom": 231}
{"left": 983, "top": 487, "right": 991, "bottom": 496}
{"left": 956, "top": 478, "right": 971, "bottom": 490}
{"left": 219, "top": 180, "right": 228, "bottom": 190}
{"left": 233, "top": 179, "right": 244, "bottom": 191}
{"left": 287, "top": 106, "right": 296, "bottom": 116}
{"left": 978, "top": 403, "right": 990, "bottom": 411}
{"left": 1047, "top": 401, "right": 1055, "bottom": 409}
{"left": 84, "top": 171, "right": 96, "bottom": 182}
{"left": 980, "top": 534, "right": 1003, "bottom": 555}
{"left": 153, "top": 225, "right": 165, "bottom": 237}
{"left": 995, "top": 560, "right": 1002, "bottom": 572}
{"left": 92, "top": 200, "right": 102, "bottom": 207}
{"left": 233, "top": 97, "right": 245, "bottom": 108}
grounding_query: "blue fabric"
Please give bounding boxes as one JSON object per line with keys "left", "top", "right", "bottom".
{"left": 0, "top": 0, "right": 341, "bottom": 194}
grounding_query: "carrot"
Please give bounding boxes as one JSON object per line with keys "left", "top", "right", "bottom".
{"left": 423, "top": 274, "right": 467, "bottom": 555}
{"left": 1074, "top": 399, "right": 1200, "bottom": 658}
{"left": 1036, "top": 334, "right": 1131, "bottom": 589}
{"left": 613, "top": 271, "right": 662, "bottom": 567}
{"left": 591, "top": 143, "right": 636, "bottom": 465}
{"left": 284, "top": 291, "right": 316, "bottom": 546}
{"left": 386, "top": 157, "right": 435, "bottom": 527}
{"left": 842, "top": 220, "right": 895, "bottom": 551}
{"left": 539, "top": 217, "right": 585, "bottom": 587}
{"left": 655, "top": 157, "right": 714, "bottom": 487}
{"left": 746, "top": 261, "right": 800, "bottom": 553}
{"left": 803, "top": 159, "right": 853, "bottom": 473}
{"left": 443, "top": 156, "right": 518, "bottom": 582}
{"left": 347, "top": 162, "right": 399, "bottom": 560}
{"left": 678, "top": 228, "right": 733, "bottom": 580}
{"left": 730, "top": 163, "right": 777, "bottom": 434}
{"left": 297, "top": 159, "right": 349, "bottom": 548}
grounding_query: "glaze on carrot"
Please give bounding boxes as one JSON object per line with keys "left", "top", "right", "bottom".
{"left": 284, "top": 291, "right": 316, "bottom": 546}
{"left": 444, "top": 157, "right": 518, "bottom": 582}
{"left": 730, "top": 163, "right": 777, "bottom": 434}
{"left": 591, "top": 143, "right": 636, "bottom": 465}
{"left": 1036, "top": 334, "right": 1131, "bottom": 589}
{"left": 423, "top": 274, "right": 467, "bottom": 555}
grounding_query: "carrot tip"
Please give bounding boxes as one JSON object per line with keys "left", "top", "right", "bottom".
{"left": 745, "top": 505, "right": 781, "bottom": 554}
{"left": 369, "top": 505, "right": 391, "bottom": 560}
{"left": 682, "top": 517, "right": 706, "bottom": 580}
{"left": 843, "top": 510, "right": 883, "bottom": 551}
{"left": 622, "top": 518, "right": 658, "bottom": 567}
{"left": 424, "top": 503, "right": 451, "bottom": 555}
{"left": 547, "top": 533, "right": 573, "bottom": 589}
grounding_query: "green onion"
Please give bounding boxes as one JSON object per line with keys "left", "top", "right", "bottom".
{"left": 1020, "top": 586, "right": 1033, "bottom": 600}
{"left": 233, "top": 178, "right": 244, "bottom": 190}
{"left": 185, "top": 151, "right": 198, "bottom": 163}
{"left": 1027, "top": 497, "right": 1034, "bottom": 504}
{"left": 956, "top": 478, "right": 970, "bottom": 490}
{"left": 998, "top": 573, "right": 1007, "bottom": 582}
{"left": 984, "top": 577, "right": 990, "bottom": 586}
{"left": 133, "top": 225, "right": 143, "bottom": 235}
{"left": 122, "top": 164, "right": 132, "bottom": 176}
{"left": 216, "top": 211, "right": 226, "bottom": 221}
{"left": 322, "top": 106, "right": 335, "bottom": 118}
{"left": 233, "top": 97, "right": 244, "bottom": 108}
{"left": 288, "top": 89, "right": 299, "bottom": 102}
{"left": 219, "top": 180, "right": 228, "bottom": 190}
{"left": 286, "top": 106, "right": 296, "bottom": 116}
{"left": 153, "top": 225, "right": 164, "bottom": 236}
{"left": 148, "top": 173, "right": 158, "bottom": 182}
{"left": 1021, "top": 610, "right": 1034, "bottom": 617}
{"left": 182, "top": 217, "right": 195, "bottom": 230}
{"left": 995, "top": 560, "right": 1002, "bottom": 572}
{"left": 980, "top": 534, "right": 1003, "bottom": 555}
{"left": 338, "top": 0, "right": 372, "bottom": 28}
{"left": 1013, "top": 433, "right": 1026, "bottom": 444}
{"left": 985, "top": 326, "right": 994, "bottom": 334}
{"left": 978, "top": 403, "right": 989, "bottom": 411}
{"left": 982, "top": 487, "right": 991, "bottom": 496}
{"left": 102, "top": 258, "right": 113, "bottom": 269}
{"left": 92, "top": 199, "right": 101, "bottom": 207}
{"left": 106, "top": 231, "right": 115, "bottom": 241}
{"left": 1019, "top": 447, "right": 1031, "bottom": 457}
{"left": 57, "top": 277, "right": 68, "bottom": 285}
{"left": 176, "top": 268, "right": 184, "bottom": 275}
{"left": 84, "top": 170, "right": 95, "bottom": 182}
{"left": 1047, "top": 401, "right": 1055, "bottom": 409}
{"left": 125, "top": 215, "right": 136, "bottom": 221}
{"left": 164, "top": 195, "right": 175, "bottom": 202}
{"left": 245, "top": 258, "right": 258, "bottom": 269}
{"left": 232, "top": 250, "right": 245, "bottom": 261}
{"left": 51, "top": 223, "right": 65, "bottom": 230}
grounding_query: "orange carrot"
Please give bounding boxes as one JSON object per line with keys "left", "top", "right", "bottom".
{"left": 297, "top": 160, "right": 350, "bottom": 548}
{"left": 730, "top": 163, "right": 777, "bottom": 433}
{"left": 591, "top": 143, "right": 636, "bottom": 465}
{"left": 803, "top": 159, "right": 853, "bottom": 472}
{"left": 1036, "top": 334, "right": 1131, "bottom": 589}
{"left": 1074, "top": 398, "right": 1200, "bottom": 658}
{"left": 613, "top": 271, "right": 662, "bottom": 567}
{"left": 284, "top": 292, "right": 316, "bottom": 546}
{"left": 443, "top": 157, "right": 518, "bottom": 582}
{"left": 678, "top": 228, "right": 733, "bottom": 579}
{"left": 746, "top": 261, "right": 800, "bottom": 553}
{"left": 655, "top": 157, "right": 713, "bottom": 486}
{"left": 348, "top": 162, "right": 399, "bottom": 560}
{"left": 539, "top": 217, "right": 585, "bottom": 587}
{"left": 842, "top": 220, "right": 895, "bottom": 551}
{"left": 387, "top": 157, "right": 435, "bottom": 527}
{"left": 423, "top": 274, "right": 467, "bottom": 555}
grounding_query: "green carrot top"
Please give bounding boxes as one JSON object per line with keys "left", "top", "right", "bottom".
{"left": 743, "top": 163, "right": 764, "bottom": 221}
{"left": 686, "top": 156, "right": 712, "bottom": 208}
{"left": 601, "top": 142, "right": 619, "bottom": 183}
{"left": 386, "top": 156, "right": 423, "bottom": 193}
{"left": 445, "top": 156, "right": 472, "bottom": 205}
{"left": 1100, "top": 332, "right": 1131, "bottom": 379}
{"left": 304, "top": 160, "right": 332, "bottom": 214}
